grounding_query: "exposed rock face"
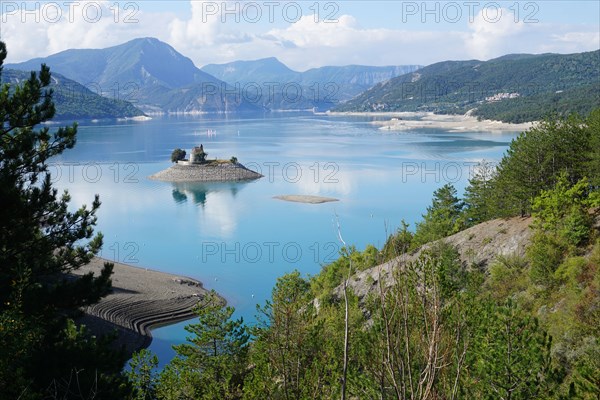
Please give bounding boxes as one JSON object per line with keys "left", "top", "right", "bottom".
{"left": 334, "top": 217, "right": 533, "bottom": 301}
{"left": 149, "top": 162, "right": 263, "bottom": 182}
{"left": 441, "top": 216, "right": 532, "bottom": 267}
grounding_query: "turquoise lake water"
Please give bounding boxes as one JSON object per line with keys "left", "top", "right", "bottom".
{"left": 51, "top": 112, "right": 520, "bottom": 366}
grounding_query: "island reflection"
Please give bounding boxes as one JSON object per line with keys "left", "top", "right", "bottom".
{"left": 171, "top": 181, "right": 243, "bottom": 207}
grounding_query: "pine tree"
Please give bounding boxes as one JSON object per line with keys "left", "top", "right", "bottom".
{"left": 531, "top": 174, "right": 594, "bottom": 246}
{"left": 128, "top": 349, "right": 159, "bottom": 400}
{"left": 585, "top": 109, "right": 600, "bottom": 188}
{"left": 245, "top": 271, "right": 320, "bottom": 399}
{"left": 365, "top": 246, "right": 471, "bottom": 400}
{"left": 0, "top": 41, "right": 126, "bottom": 398}
{"left": 382, "top": 219, "right": 414, "bottom": 260}
{"left": 465, "top": 299, "right": 563, "bottom": 399}
{"left": 413, "top": 184, "right": 464, "bottom": 247}
{"left": 490, "top": 113, "right": 592, "bottom": 217}
{"left": 463, "top": 160, "right": 496, "bottom": 226}
{"left": 157, "top": 290, "right": 249, "bottom": 400}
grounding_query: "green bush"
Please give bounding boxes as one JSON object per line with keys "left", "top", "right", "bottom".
{"left": 532, "top": 174, "right": 594, "bottom": 247}
{"left": 381, "top": 220, "right": 413, "bottom": 260}
{"left": 171, "top": 148, "right": 186, "bottom": 163}
{"left": 554, "top": 256, "right": 586, "bottom": 285}
{"left": 527, "top": 232, "right": 568, "bottom": 286}
{"left": 413, "top": 184, "right": 464, "bottom": 247}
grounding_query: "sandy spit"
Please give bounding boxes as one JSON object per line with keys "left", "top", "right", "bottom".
{"left": 74, "top": 257, "right": 209, "bottom": 356}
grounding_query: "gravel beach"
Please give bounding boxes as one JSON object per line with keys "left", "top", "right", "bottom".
{"left": 149, "top": 162, "right": 263, "bottom": 182}
{"left": 75, "top": 258, "right": 209, "bottom": 356}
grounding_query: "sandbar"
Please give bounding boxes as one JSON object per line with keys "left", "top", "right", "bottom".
{"left": 274, "top": 195, "right": 339, "bottom": 204}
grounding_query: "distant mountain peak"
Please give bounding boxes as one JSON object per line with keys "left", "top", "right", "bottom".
{"left": 259, "top": 56, "right": 285, "bottom": 64}
{"left": 122, "top": 36, "right": 163, "bottom": 46}
{"left": 203, "top": 56, "right": 295, "bottom": 71}
{"left": 7, "top": 36, "right": 222, "bottom": 91}
{"left": 3, "top": 37, "right": 259, "bottom": 114}
{"left": 200, "top": 57, "right": 422, "bottom": 106}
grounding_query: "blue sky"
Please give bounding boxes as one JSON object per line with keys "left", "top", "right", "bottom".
{"left": 1, "top": 1, "right": 598, "bottom": 69}
{"left": 137, "top": 1, "right": 600, "bottom": 27}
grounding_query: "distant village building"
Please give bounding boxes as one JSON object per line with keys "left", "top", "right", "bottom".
{"left": 485, "top": 92, "right": 520, "bottom": 103}
{"left": 190, "top": 144, "right": 207, "bottom": 164}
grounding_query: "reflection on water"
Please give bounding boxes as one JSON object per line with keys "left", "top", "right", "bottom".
{"left": 51, "top": 113, "right": 522, "bottom": 367}
{"left": 171, "top": 181, "right": 242, "bottom": 207}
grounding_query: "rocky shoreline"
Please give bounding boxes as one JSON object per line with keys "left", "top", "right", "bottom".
{"left": 149, "top": 162, "right": 263, "bottom": 182}
{"left": 75, "top": 258, "right": 209, "bottom": 356}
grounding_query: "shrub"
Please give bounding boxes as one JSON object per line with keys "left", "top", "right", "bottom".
{"left": 171, "top": 148, "right": 186, "bottom": 163}
{"left": 527, "top": 232, "right": 567, "bottom": 286}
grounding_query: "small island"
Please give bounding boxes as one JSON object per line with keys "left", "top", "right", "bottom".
{"left": 149, "top": 144, "right": 263, "bottom": 182}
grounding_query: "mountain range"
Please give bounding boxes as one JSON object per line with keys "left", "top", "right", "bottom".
{"left": 6, "top": 38, "right": 258, "bottom": 114}
{"left": 334, "top": 50, "right": 600, "bottom": 122}
{"left": 202, "top": 58, "right": 421, "bottom": 105}
{"left": 5, "top": 38, "right": 599, "bottom": 121}
{"left": 6, "top": 38, "right": 420, "bottom": 115}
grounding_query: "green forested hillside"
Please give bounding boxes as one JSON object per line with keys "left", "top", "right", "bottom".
{"left": 2, "top": 69, "right": 144, "bottom": 121}
{"left": 470, "top": 82, "right": 600, "bottom": 123}
{"left": 336, "top": 50, "right": 600, "bottom": 122}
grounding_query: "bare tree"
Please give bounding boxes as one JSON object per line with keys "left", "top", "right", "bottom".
{"left": 335, "top": 215, "right": 352, "bottom": 400}
{"left": 373, "top": 248, "right": 469, "bottom": 400}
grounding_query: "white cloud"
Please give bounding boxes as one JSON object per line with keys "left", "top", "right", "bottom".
{"left": 178, "top": 14, "right": 470, "bottom": 69}
{"left": 267, "top": 14, "right": 360, "bottom": 48}
{"left": 1, "top": 1, "right": 169, "bottom": 62}
{"left": 1, "top": 1, "right": 598, "bottom": 70}
{"left": 464, "top": 8, "right": 599, "bottom": 59}
{"left": 465, "top": 8, "right": 526, "bottom": 59}
{"left": 547, "top": 30, "right": 600, "bottom": 52}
